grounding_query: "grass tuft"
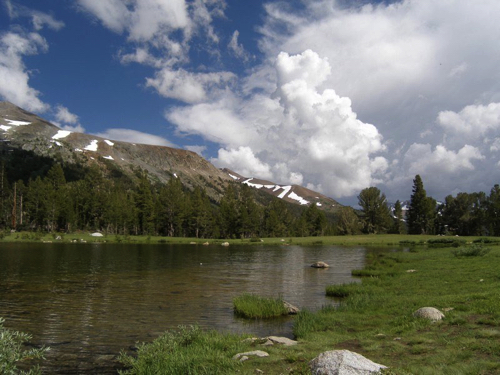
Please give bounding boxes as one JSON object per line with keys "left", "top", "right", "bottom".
{"left": 452, "top": 243, "right": 490, "bottom": 257}
{"left": 118, "top": 325, "right": 249, "bottom": 375}
{"left": 233, "top": 293, "right": 288, "bottom": 319}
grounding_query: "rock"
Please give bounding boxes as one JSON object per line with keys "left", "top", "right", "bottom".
{"left": 91, "top": 232, "right": 103, "bottom": 237}
{"left": 442, "top": 307, "right": 454, "bottom": 312}
{"left": 406, "top": 269, "right": 417, "bottom": 273}
{"left": 311, "top": 261, "right": 330, "bottom": 268}
{"left": 233, "top": 350, "right": 269, "bottom": 361}
{"left": 55, "top": 236, "right": 62, "bottom": 240}
{"left": 267, "top": 336, "right": 298, "bottom": 346}
{"left": 413, "top": 307, "right": 445, "bottom": 321}
{"left": 239, "top": 356, "right": 249, "bottom": 362}
{"left": 203, "top": 242, "right": 210, "bottom": 245}
{"left": 309, "top": 350, "right": 387, "bottom": 375}
{"left": 284, "top": 301, "right": 300, "bottom": 314}
{"left": 255, "top": 370, "right": 264, "bottom": 374}
{"left": 221, "top": 242, "right": 230, "bottom": 246}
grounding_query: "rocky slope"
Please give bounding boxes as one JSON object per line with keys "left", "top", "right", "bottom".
{"left": 221, "top": 168, "right": 342, "bottom": 213}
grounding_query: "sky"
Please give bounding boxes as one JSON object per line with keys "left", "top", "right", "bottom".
{"left": 1, "top": 0, "right": 500, "bottom": 205}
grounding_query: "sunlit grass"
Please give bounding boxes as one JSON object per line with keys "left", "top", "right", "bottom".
{"left": 233, "top": 294, "right": 289, "bottom": 319}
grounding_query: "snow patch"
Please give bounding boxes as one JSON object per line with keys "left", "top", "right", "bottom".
{"left": 0, "top": 125, "right": 11, "bottom": 131}
{"left": 52, "top": 130, "right": 71, "bottom": 140}
{"left": 174, "top": 173, "right": 178, "bottom": 178}
{"left": 273, "top": 186, "right": 282, "bottom": 192}
{"left": 84, "top": 140, "right": 98, "bottom": 151}
{"left": 277, "top": 186, "right": 292, "bottom": 199}
{"left": 264, "top": 185, "right": 275, "bottom": 189}
{"left": 103, "top": 155, "right": 114, "bottom": 160}
{"left": 75, "top": 148, "right": 83, "bottom": 152}
{"left": 228, "top": 173, "right": 239, "bottom": 180}
{"left": 104, "top": 140, "right": 114, "bottom": 146}
{"left": 288, "top": 191, "right": 310, "bottom": 205}
{"left": 243, "top": 178, "right": 263, "bottom": 189}
{"left": 4, "top": 119, "right": 31, "bottom": 126}
{"left": 54, "top": 141, "right": 62, "bottom": 146}
{"left": 316, "top": 203, "right": 322, "bottom": 207}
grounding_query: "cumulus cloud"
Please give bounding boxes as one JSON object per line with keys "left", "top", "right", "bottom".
{"left": 438, "top": 102, "right": 500, "bottom": 136}
{"left": 52, "top": 105, "right": 85, "bottom": 132}
{"left": 95, "top": 128, "right": 176, "bottom": 147}
{"left": 0, "top": 30, "right": 49, "bottom": 112}
{"left": 403, "top": 144, "right": 484, "bottom": 175}
{"left": 146, "top": 68, "right": 235, "bottom": 103}
{"left": 168, "top": 50, "right": 387, "bottom": 197}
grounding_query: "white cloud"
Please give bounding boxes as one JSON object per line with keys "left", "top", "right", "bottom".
{"left": 213, "top": 146, "right": 272, "bottom": 179}
{"left": 403, "top": 143, "right": 484, "bottom": 176}
{"left": 95, "top": 128, "right": 176, "bottom": 147}
{"left": 146, "top": 68, "right": 235, "bottom": 103}
{"left": 438, "top": 102, "right": 500, "bottom": 136}
{"left": 184, "top": 145, "right": 206, "bottom": 156}
{"left": 169, "top": 50, "right": 387, "bottom": 197}
{"left": 0, "top": 31, "right": 49, "bottom": 112}
{"left": 228, "top": 30, "right": 249, "bottom": 61}
{"left": 6, "top": 0, "right": 65, "bottom": 31}
{"left": 55, "top": 105, "right": 79, "bottom": 124}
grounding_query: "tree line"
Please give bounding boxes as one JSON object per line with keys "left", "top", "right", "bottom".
{"left": 357, "top": 174, "right": 500, "bottom": 236}
{"left": 0, "top": 163, "right": 330, "bottom": 238}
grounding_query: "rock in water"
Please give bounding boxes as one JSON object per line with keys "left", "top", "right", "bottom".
{"left": 309, "top": 350, "right": 387, "bottom": 375}
{"left": 413, "top": 307, "right": 445, "bottom": 321}
{"left": 311, "top": 261, "right": 330, "bottom": 268}
{"left": 283, "top": 301, "right": 300, "bottom": 314}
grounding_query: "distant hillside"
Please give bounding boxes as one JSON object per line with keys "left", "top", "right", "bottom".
{"left": 0, "top": 101, "right": 342, "bottom": 213}
{"left": 221, "top": 168, "right": 343, "bottom": 214}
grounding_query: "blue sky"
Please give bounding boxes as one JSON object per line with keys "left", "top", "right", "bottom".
{"left": 2, "top": 0, "right": 500, "bottom": 204}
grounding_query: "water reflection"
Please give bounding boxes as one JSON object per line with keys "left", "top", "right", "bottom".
{"left": 0, "top": 242, "right": 382, "bottom": 373}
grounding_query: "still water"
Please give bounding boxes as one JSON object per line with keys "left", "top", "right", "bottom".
{"left": 0, "top": 242, "right": 385, "bottom": 373}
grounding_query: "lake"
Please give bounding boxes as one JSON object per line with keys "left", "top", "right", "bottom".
{"left": 0, "top": 242, "right": 388, "bottom": 373}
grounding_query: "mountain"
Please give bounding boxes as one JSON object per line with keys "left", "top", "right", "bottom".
{"left": 0, "top": 101, "right": 342, "bottom": 212}
{"left": 220, "top": 168, "right": 343, "bottom": 213}
{"left": 0, "top": 101, "right": 230, "bottom": 200}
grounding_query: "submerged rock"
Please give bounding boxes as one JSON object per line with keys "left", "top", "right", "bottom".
{"left": 221, "top": 242, "right": 230, "bottom": 246}
{"left": 309, "top": 350, "right": 387, "bottom": 375}
{"left": 413, "top": 307, "right": 444, "bottom": 321}
{"left": 311, "top": 261, "right": 330, "bottom": 268}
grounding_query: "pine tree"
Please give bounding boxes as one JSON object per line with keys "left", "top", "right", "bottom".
{"left": 391, "top": 200, "right": 406, "bottom": 234}
{"left": 357, "top": 187, "right": 392, "bottom": 234}
{"left": 408, "top": 175, "right": 435, "bottom": 234}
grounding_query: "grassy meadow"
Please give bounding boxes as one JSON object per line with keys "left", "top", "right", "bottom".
{"left": 116, "top": 241, "right": 500, "bottom": 374}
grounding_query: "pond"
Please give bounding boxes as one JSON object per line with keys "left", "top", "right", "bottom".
{"left": 0, "top": 242, "right": 389, "bottom": 373}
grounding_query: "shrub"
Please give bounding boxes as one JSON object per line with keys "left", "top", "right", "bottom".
{"left": 249, "top": 237, "right": 262, "bottom": 242}
{"left": 472, "top": 238, "right": 500, "bottom": 244}
{"left": 428, "top": 238, "right": 465, "bottom": 248}
{"left": 452, "top": 244, "right": 490, "bottom": 258}
{"left": 0, "top": 317, "right": 49, "bottom": 375}
{"left": 233, "top": 293, "right": 288, "bottom": 318}
{"left": 118, "top": 326, "right": 248, "bottom": 375}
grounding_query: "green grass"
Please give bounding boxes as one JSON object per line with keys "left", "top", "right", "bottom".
{"left": 3, "top": 232, "right": 499, "bottom": 247}
{"left": 233, "top": 294, "right": 288, "bottom": 319}
{"left": 290, "top": 245, "right": 500, "bottom": 374}
{"left": 118, "top": 325, "right": 251, "bottom": 375}
{"left": 452, "top": 243, "right": 491, "bottom": 257}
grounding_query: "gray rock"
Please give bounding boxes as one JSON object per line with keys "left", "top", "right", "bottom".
{"left": 239, "top": 356, "right": 249, "bottom": 362}
{"left": 233, "top": 350, "right": 269, "bottom": 361}
{"left": 309, "top": 350, "right": 387, "bottom": 375}
{"left": 311, "top": 261, "right": 330, "bottom": 268}
{"left": 413, "top": 307, "right": 444, "bottom": 321}
{"left": 284, "top": 301, "right": 300, "bottom": 314}
{"left": 267, "top": 336, "right": 298, "bottom": 346}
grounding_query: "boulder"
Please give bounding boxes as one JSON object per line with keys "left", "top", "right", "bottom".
{"left": 91, "top": 232, "right": 103, "bottom": 237}
{"left": 221, "top": 242, "right": 230, "bottom": 246}
{"left": 284, "top": 301, "right": 300, "bottom": 314}
{"left": 267, "top": 336, "right": 298, "bottom": 346}
{"left": 311, "top": 261, "right": 330, "bottom": 268}
{"left": 310, "top": 350, "right": 387, "bottom": 375}
{"left": 413, "top": 307, "right": 444, "bottom": 321}
{"left": 233, "top": 350, "right": 269, "bottom": 361}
